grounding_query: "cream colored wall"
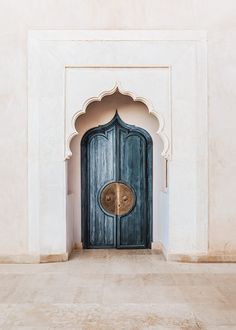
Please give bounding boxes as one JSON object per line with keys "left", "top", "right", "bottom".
{"left": 0, "top": 0, "right": 235, "bottom": 255}
{"left": 68, "top": 92, "right": 166, "bottom": 247}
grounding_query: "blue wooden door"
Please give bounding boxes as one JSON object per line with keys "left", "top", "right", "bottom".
{"left": 81, "top": 112, "right": 152, "bottom": 249}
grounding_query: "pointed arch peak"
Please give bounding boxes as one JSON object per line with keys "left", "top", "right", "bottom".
{"left": 66, "top": 82, "right": 170, "bottom": 160}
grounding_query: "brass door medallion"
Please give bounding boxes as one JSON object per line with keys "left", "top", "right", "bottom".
{"left": 100, "top": 182, "right": 135, "bottom": 216}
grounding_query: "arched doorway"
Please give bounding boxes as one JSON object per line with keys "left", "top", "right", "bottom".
{"left": 81, "top": 112, "right": 153, "bottom": 249}
{"left": 28, "top": 31, "right": 208, "bottom": 262}
{"left": 68, "top": 91, "right": 166, "bottom": 251}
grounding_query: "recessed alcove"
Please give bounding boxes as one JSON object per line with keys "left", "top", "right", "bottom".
{"left": 28, "top": 30, "right": 208, "bottom": 262}
{"left": 67, "top": 91, "right": 167, "bottom": 252}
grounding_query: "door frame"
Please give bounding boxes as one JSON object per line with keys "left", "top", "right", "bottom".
{"left": 81, "top": 112, "right": 153, "bottom": 249}
{"left": 27, "top": 30, "right": 208, "bottom": 262}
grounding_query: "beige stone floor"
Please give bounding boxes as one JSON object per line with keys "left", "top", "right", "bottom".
{"left": 0, "top": 250, "right": 236, "bottom": 330}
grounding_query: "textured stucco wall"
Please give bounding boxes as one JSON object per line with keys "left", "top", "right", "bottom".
{"left": 0, "top": 0, "right": 235, "bottom": 255}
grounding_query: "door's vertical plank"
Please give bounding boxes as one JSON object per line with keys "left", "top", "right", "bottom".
{"left": 82, "top": 127, "right": 116, "bottom": 248}
{"left": 119, "top": 130, "right": 147, "bottom": 247}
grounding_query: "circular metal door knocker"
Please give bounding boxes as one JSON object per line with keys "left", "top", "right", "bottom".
{"left": 100, "top": 182, "right": 135, "bottom": 216}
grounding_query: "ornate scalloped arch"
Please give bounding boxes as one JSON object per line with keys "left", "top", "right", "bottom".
{"left": 66, "top": 82, "right": 170, "bottom": 159}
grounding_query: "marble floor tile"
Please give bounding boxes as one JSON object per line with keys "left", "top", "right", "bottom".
{"left": 190, "top": 302, "right": 236, "bottom": 326}
{"left": 142, "top": 273, "right": 175, "bottom": 286}
{"left": 0, "top": 250, "right": 235, "bottom": 329}
{"left": 102, "top": 274, "right": 147, "bottom": 304}
{"left": 172, "top": 273, "right": 210, "bottom": 286}
{"left": 216, "top": 284, "right": 236, "bottom": 307}
{"left": 98, "top": 303, "right": 204, "bottom": 329}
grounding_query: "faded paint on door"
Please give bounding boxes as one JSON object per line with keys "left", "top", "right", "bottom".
{"left": 81, "top": 112, "right": 153, "bottom": 248}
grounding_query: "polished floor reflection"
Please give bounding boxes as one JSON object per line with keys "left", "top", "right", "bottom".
{"left": 0, "top": 249, "right": 236, "bottom": 329}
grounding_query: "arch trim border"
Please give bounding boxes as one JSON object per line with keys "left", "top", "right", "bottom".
{"left": 27, "top": 30, "right": 208, "bottom": 260}
{"left": 65, "top": 82, "right": 170, "bottom": 160}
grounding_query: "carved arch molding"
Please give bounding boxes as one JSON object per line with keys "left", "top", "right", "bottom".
{"left": 65, "top": 68, "right": 172, "bottom": 160}
{"left": 28, "top": 31, "right": 208, "bottom": 259}
{"left": 66, "top": 83, "right": 169, "bottom": 160}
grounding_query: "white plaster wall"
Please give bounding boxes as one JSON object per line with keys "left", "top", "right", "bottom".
{"left": 68, "top": 92, "right": 166, "bottom": 248}
{"left": 0, "top": 0, "right": 235, "bottom": 256}
{"left": 66, "top": 193, "right": 74, "bottom": 253}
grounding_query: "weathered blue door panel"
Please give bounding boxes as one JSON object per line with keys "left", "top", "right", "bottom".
{"left": 81, "top": 112, "right": 152, "bottom": 249}
{"left": 118, "top": 130, "right": 147, "bottom": 247}
{"left": 88, "top": 128, "right": 116, "bottom": 247}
